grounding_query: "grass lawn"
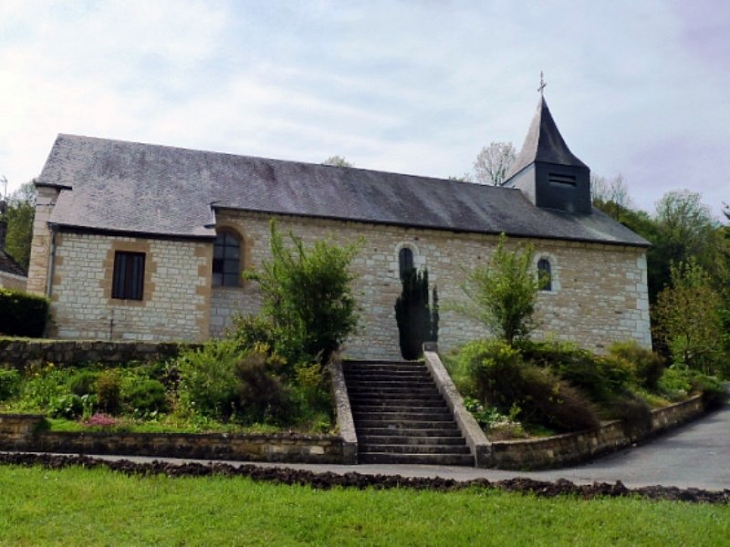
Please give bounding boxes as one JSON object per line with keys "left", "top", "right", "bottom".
{"left": 0, "top": 465, "right": 727, "bottom": 546}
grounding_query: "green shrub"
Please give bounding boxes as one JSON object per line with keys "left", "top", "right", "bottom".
{"left": 124, "top": 379, "right": 169, "bottom": 416}
{"left": 243, "top": 220, "right": 360, "bottom": 365}
{"left": 292, "top": 361, "right": 333, "bottom": 423}
{"left": 608, "top": 340, "right": 665, "bottom": 390}
{"left": 48, "top": 394, "right": 85, "bottom": 419}
{"left": 0, "top": 289, "right": 49, "bottom": 337}
{"left": 603, "top": 393, "right": 653, "bottom": 436}
{"left": 455, "top": 234, "right": 544, "bottom": 345}
{"left": 690, "top": 374, "right": 727, "bottom": 411}
{"left": 231, "top": 314, "right": 276, "bottom": 351}
{"left": 95, "top": 370, "right": 122, "bottom": 415}
{"left": 234, "top": 350, "right": 291, "bottom": 424}
{"left": 0, "top": 369, "right": 21, "bottom": 402}
{"left": 177, "top": 339, "right": 245, "bottom": 420}
{"left": 457, "top": 339, "right": 599, "bottom": 432}
{"left": 18, "top": 363, "right": 67, "bottom": 411}
{"left": 517, "top": 365, "right": 600, "bottom": 432}
{"left": 68, "top": 370, "right": 100, "bottom": 397}
{"left": 522, "top": 340, "right": 635, "bottom": 402}
{"left": 657, "top": 365, "right": 693, "bottom": 398}
{"left": 457, "top": 339, "right": 523, "bottom": 407}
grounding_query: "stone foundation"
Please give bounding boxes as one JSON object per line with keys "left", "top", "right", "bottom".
{"left": 489, "top": 396, "right": 706, "bottom": 470}
{"left": 0, "top": 414, "right": 347, "bottom": 464}
{"left": 0, "top": 339, "right": 194, "bottom": 369}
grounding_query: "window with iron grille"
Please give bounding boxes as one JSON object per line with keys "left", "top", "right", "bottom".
{"left": 213, "top": 232, "right": 241, "bottom": 287}
{"left": 112, "top": 251, "right": 145, "bottom": 300}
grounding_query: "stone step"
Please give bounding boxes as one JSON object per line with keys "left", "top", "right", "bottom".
{"left": 355, "top": 419, "right": 460, "bottom": 429}
{"left": 359, "top": 435, "right": 467, "bottom": 446}
{"left": 345, "top": 361, "right": 425, "bottom": 368}
{"left": 356, "top": 427, "right": 464, "bottom": 438}
{"left": 350, "top": 397, "right": 446, "bottom": 408}
{"left": 351, "top": 402, "right": 448, "bottom": 412}
{"left": 358, "top": 452, "right": 474, "bottom": 466}
{"left": 344, "top": 373, "right": 432, "bottom": 382}
{"left": 353, "top": 410, "right": 453, "bottom": 422}
{"left": 345, "top": 378, "right": 434, "bottom": 386}
{"left": 347, "top": 383, "right": 440, "bottom": 395}
{"left": 359, "top": 443, "right": 471, "bottom": 455}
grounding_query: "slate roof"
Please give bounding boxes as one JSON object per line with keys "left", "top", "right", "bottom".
{"left": 37, "top": 134, "right": 649, "bottom": 247}
{"left": 505, "top": 97, "right": 588, "bottom": 181}
{"left": 0, "top": 249, "right": 27, "bottom": 278}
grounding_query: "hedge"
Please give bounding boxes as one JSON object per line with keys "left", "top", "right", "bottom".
{"left": 0, "top": 288, "right": 49, "bottom": 337}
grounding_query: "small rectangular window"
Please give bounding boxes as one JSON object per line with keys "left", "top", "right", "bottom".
{"left": 549, "top": 173, "right": 577, "bottom": 186}
{"left": 112, "top": 251, "right": 145, "bottom": 300}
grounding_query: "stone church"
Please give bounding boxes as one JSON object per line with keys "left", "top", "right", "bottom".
{"left": 26, "top": 97, "right": 651, "bottom": 358}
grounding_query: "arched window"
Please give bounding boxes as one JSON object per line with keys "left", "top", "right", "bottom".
{"left": 399, "top": 247, "right": 414, "bottom": 278}
{"left": 537, "top": 258, "right": 552, "bottom": 291}
{"left": 213, "top": 232, "right": 241, "bottom": 287}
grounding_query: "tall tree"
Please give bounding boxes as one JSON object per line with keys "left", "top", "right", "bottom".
{"left": 473, "top": 142, "right": 516, "bottom": 186}
{"left": 591, "top": 173, "right": 632, "bottom": 221}
{"left": 653, "top": 258, "right": 725, "bottom": 375}
{"left": 649, "top": 190, "right": 720, "bottom": 303}
{"left": 1, "top": 181, "right": 36, "bottom": 270}
{"left": 322, "top": 155, "right": 353, "bottom": 168}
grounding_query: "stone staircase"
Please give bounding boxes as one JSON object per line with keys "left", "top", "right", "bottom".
{"left": 343, "top": 360, "right": 473, "bottom": 466}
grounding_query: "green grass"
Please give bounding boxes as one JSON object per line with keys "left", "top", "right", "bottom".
{"left": 0, "top": 465, "right": 727, "bottom": 546}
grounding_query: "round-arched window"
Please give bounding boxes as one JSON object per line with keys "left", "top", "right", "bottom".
{"left": 537, "top": 258, "right": 552, "bottom": 291}
{"left": 399, "top": 247, "right": 414, "bottom": 278}
{"left": 213, "top": 232, "right": 241, "bottom": 287}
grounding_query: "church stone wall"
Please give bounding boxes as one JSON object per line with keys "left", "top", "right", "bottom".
{"left": 211, "top": 211, "right": 651, "bottom": 359}
{"left": 47, "top": 233, "right": 211, "bottom": 342}
{"left": 37, "top": 210, "right": 650, "bottom": 357}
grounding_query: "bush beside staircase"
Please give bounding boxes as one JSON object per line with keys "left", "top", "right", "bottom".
{"left": 343, "top": 360, "right": 473, "bottom": 466}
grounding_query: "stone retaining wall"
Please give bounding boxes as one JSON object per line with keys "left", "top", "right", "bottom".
{"left": 0, "top": 339, "right": 194, "bottom": 369}
{"left": 0, "top": 414, "right": 346, "bottom": 464}
{"left": 489, "top": 396, "right": 706, "bottom": 470}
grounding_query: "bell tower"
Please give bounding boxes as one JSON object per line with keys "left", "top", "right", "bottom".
{"left": 503, "top": 75, "right": 591, "bottom": 214}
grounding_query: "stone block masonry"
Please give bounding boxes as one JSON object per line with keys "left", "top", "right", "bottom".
{"left": 48, "top": 233, "right": 211, "bottom": 342}
{"left": 29, "top": 201, "right": 650, "bottom": 358}
{"left": 212, "top": 211, "right": 652, "bottom": 359}
{"left": 0, "top": 414, "right": 347, "bottom": 464}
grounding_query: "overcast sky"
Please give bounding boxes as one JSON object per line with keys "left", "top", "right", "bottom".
{"left": 1, "top": 1, "right": 728, "bottom": 219}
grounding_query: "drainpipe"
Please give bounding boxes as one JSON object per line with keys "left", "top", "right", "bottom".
{"left": 46, "top": 223, "right": 58, "bottom": 299}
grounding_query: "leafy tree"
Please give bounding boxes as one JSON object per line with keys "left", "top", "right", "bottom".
{"left": 322, "top": 155, "right": 353, "bottom": 168}
{"left": 394, "top": 268, "right": 438, "bottom": 360}
{"left": 456, "top": 234, "right": 544, "bottom": 345}
{"left": 244, "top": 220, "right": 360, "bottom": 365}
{"left": 1, "top": 182, "right": 36, "bottom": 270}
{"left": 649, "top": 191, "right": 722, "bottom": 303}
{"left": 653, "top": 258, "right": 725, "bottom": 376}
{"left": 473, "top": 142, "right": 516, "bottom": 186}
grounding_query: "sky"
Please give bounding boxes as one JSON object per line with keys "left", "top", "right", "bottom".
{"left": 1, "top": 0, "right": 728, "bottom": 219}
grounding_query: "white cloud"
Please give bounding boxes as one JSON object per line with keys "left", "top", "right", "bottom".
{"left": 0, "top": 0, "right": 727, "bottom": 218}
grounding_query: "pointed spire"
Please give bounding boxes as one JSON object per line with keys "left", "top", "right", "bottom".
{"left": 504, "top": 96, "right": 587, "bottom": 182}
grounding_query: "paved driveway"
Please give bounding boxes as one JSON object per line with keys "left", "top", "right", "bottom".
{"left": 84, "top": 402, "right": 730, "bottom": 491}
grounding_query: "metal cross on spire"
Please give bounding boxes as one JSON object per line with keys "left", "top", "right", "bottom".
{"left": 538, "top": 71, "right": 547, "bottom": 96}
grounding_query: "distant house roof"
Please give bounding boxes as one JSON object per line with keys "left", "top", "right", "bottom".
{"left": 37, "top": 134, "right": 648, "bottom": 247}
{"left": 0, "top": 249, "right": 27, "bottom": 279}
{"left": 505, "top": 97, "right": 588, "bottom": 181}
